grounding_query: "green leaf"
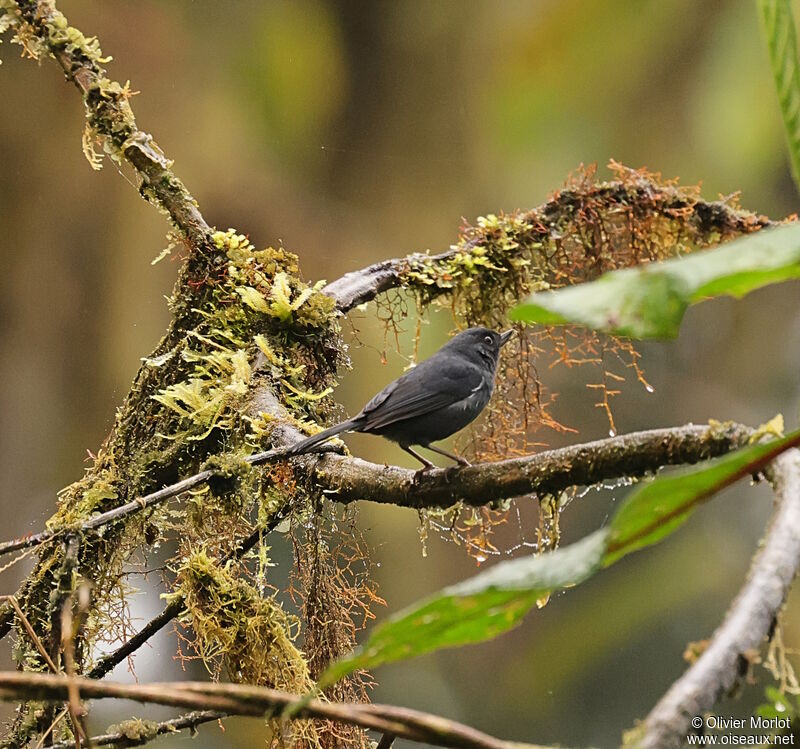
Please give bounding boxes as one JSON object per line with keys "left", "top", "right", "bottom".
{"left": 510, "top": 223, "right": 800, "bottom": 338}
{"left": 319, "top": 529, "right": 609, "bottom": 687}
{"left": 604, "top": 428, "right": 800, "bottom": 565}
{"left": 758, "top": 0, "right": 800, "bottom": 195}
{"left": 321, "top": 430, "right": 800, "bottom": 686}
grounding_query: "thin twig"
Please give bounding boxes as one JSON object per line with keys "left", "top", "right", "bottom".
{"left": 0, "top": 469, "right": 215, "bottom": 558}
{"left": 1, "top": 594, "right": 89, "bottom": 746}
{"left": 377, "top": 732, "right": 397, "bottom": 749}
{"left": 0, "top": 672, "right": 534, "bottom": 749}
{"left": 88, "top": 524, "right": 267, "bottom": 680}
{"left": 638, "top": 449, "right": 800, "bottom": 748}
{"left": 34, "top": 707, "right": 69, "bottom": 749}
{"left": 1, "top": 595, "right": 58, "bottom": 673}
{"left": 47, "top": 710, "right": 226, "bottom": 749}
{"left": 61, "top": 590, "right": 92, "bottom": 748}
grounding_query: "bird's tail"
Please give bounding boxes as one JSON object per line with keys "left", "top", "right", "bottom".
{"left": 283, "top": 418, "right": 358, "bottom": 457}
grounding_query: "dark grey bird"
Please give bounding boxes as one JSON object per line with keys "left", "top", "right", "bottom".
{"left": 286, "top": 326, "right": 514, "bottom": 470}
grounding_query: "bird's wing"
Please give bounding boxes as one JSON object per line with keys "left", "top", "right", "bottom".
{"left": 356, "top": 357, "right": 483, "bottom": 432}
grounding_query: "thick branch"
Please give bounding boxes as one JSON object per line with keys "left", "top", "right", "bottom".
{"left": 0, "top": 424, "right": 752, "bottom": 565}
{"left": 0, "top": 672, "right": 534, "bottom": 749}
{"left": 0, "top": 423, "right": 753, "bottom": 649}
{"left": 310, "top": 423, "right": 753, "bottom": 508}
{"left": 637, "top": 449, "right": 800, "bottom": 749}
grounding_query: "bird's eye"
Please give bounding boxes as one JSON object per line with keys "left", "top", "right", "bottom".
{"left": 484, "top": 335, "right": 493, "bottom": 345}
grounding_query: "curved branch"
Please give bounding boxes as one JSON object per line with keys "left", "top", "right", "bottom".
{"left": 322, "top": 186, "right": 775, "bottom": 313}
{"left": 0, "top": 672, "right": 538, "bottom": 749}
{"left": 637, "top": 449, "right": 800, "bottom": 749}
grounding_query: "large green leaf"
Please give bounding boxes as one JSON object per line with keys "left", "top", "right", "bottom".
{"left": 319, "top": 529, "right": 609, "bottom": 687}
{"left": 510, "top": 223, "right": 800, "bottom": 338}
{"left": 320, "top": 430, "right": 800, "bottom": 686}
{"left": 758, "top": 0, "right": 800, "bottom": 195}
{"left": 604, "top": 428, "right": 800, "bottom": 565}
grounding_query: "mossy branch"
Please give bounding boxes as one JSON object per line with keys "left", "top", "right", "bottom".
{"left": 323, "top": 172, "right": 775, "bottom": 314}
{"left": 0, "top": 422, "right": 754, "bottom": 696}
{"left": 1, "top": 8, "right": 340, "bottom": 746}
{"left": 86, "top": 525, "right": 268, "bottom": 680}
{"left": 48, "top": 710, "right": 227, "bottom": 749}
{"left": 0, "top": 4, "right": 794, "bottom": 749}
{"left": 10, "top": 0, "right": 212, "bottom": 248}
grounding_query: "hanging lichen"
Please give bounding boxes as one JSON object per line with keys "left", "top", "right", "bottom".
{"left": 170, "top": 547, "right": 322, "bottom": 747}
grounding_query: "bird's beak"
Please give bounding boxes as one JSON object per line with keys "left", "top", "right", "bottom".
{"left": 499, "top": 329, "right": 514, "bottom": 346}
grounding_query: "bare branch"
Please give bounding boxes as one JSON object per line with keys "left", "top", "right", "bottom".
{"left": 324, "top": 250, "right": 458, "bottom": 312}
{"left": 637, "top": 449, "right": 800, "bottom": 749}
{"left": 0, "top": 672, "right": 538, "bottom": 749}
{"left": 0, "top": 424, "right": 752, "bottom": 564}
{"left": 310, "top": 423, "right": 753, "bottom": 508}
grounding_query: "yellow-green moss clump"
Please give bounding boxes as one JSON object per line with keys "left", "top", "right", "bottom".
{"left": 403, "top": 212, "right": 545, "bottom": 328}
{"left": 151, "top": 229, "right": 339, "bottom": 446}
{"left": 173, "top": 547, "right": 310, "bottom": 687}
{"left": 107, "top": 719, "right": 161, "bottom": 743}
{"left": 171, "top": 547, "right": 322, "bottom": 745}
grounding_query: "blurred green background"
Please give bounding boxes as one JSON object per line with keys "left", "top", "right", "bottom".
{"left": 2, "top": 1, "right": 800, "bottom": 746}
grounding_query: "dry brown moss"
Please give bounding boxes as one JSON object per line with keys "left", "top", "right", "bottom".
{"left": 381, "top": 163, "right": 775, "bottom": 560}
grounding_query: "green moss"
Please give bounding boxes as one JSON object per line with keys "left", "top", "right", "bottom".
{"left": 400, "top": 173, "right": 769, "bottom": 330}
{"left": 152, "top": 229, "right": 339, "bottom": 445}
{"left": 0, "top": 2, "right": 20, "bottom": 61}
{"left": 46, "top": 12, "right": 109, "bottom": 63}
{"left": 171, "top": 548, "right": 313, "bottom": 692}
{"left": 201, "top": 452, "right": 253, "bottom": 510}
{"left": 48, "top": 472, "right": 119, "bottom": 528}
{"left": 168, "top": 535, "right": 324, "bottom": 746}
{"left": 401, "top": 212, "right": 549, "bottom": 328}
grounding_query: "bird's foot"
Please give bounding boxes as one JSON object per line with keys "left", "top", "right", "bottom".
{"left": 455, "top": 456, "right": 471, "bottom": 467}
{"left": 412, "top": 464, "right": 436, "bottom": 483}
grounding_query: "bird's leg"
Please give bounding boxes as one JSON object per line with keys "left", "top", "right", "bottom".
{"left": 402, "top": 445, "right": 436, "bottom": 473}
{"left": 425, "top": 443, "right": 471, "bottom": 467}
